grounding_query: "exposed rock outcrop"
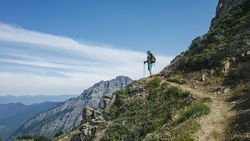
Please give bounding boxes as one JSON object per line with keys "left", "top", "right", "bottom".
{"left": 55, "top": 94, "right": 114, "bottom": 141}
{"left": 13, "top": 76, "right": 132, "bottom": 138}
{"left": 221, "top": 57, "right": 231, "bottom": 75}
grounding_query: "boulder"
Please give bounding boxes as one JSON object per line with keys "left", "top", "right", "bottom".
{"left": 103, "top": 96, "right": 112, "bottom": 109}
{"left": 128, "top": 81, "right": 146, "bottom": 96}
{"left": 213, "top": 87, "right": 231, "bottom": 96}
{"left": 201, "top": 73, "right": 206, "bottom": 81}
{"left": 82, "top": 108, "right": 94, "bottom": 123}
{"left": 70, "top": 135, "right": 81, "bottom": 141}
{"left": 221, "top": 57, "right": 231, "bottom": 75}
{"left": 209, "top": 69, "right": 215, "bottom": 77}
{"left": 80, "top": 124, "right": 97, "bottom": 141}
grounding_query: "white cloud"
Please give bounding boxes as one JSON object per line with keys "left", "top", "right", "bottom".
{"left": 0, "top": 22, "right": 173, "bottom": 96}
{"left": 0, "top": 72, "right": 98, "bottom": 96}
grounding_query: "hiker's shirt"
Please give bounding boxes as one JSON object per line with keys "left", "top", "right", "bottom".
{"left": 147, "top": 53, "right": 153, "bottom": 64}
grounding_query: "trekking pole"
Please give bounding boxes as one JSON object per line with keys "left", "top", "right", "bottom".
{"left": 143, "top": 63, "right": 146, "bottom": 78}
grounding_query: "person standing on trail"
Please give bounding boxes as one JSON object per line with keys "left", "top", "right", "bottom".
{"left": 144, "top": 50, "right": 156, "bottom": 77}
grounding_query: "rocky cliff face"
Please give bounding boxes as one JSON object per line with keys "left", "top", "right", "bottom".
{"left": 79, "top": 76, "right": 132, "bottom": 108}
{"left": 13, "top": 76, "right": 132, "bottom": 138}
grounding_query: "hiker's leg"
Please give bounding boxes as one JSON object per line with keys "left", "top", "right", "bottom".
{"left": 148, "top": 63, "right": 153, "bottom": 76}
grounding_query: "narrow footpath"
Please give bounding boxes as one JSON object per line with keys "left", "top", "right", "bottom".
{"left": 168, "top": 82, "right": 236, "bottom": 141}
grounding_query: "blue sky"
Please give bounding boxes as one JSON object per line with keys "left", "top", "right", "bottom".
{"left": 0, "top": 0, "right": 218, "bottom": 96}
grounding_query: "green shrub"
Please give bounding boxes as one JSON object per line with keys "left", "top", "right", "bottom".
{"left": 174, "top": 0, "right": 250, "bottom": 73}
{"left": 167, "top": 75, "right": 187, "bottom": 84}
{"left": 170, "top": 119, "right": 200, "bottom": 141}
{"left": 160, "top": 82, "right": 169, "bottom": 90}
{"left": 199, "top": 97, "right": 213, "bottom": 104}
{"left": 165, "top": 87, "right": 190, "bottom": 100}
{"left": 227, "top": 83, "right": 250, "bottom": 141}
{"left": 100, "top": 124, "right": 131, "bottom": 141}
{"left": 16, "top": 136, "right": 33, "bottom": 140}
{"left": 147, "top": 87, "right": 161, "bottom": 102}
{"left": 206, "top": 77, "right": 224, "bottom": 85}
{"left": 54, "top": 130, "right": 64, "bottom": 138}
{"left": 138, "top": 120, "right": 158, "bottom": 137}
{"left": 178, "top": 102, "right": 210, "bottom": 123}
{"left": 101, "top": 80, "right": 195, "bottom": 140}
{"left": 113, "top": 89, "right": 127, "bottom": 107}
{"left": 143, "top": 133, "right": 160, "bottom": 141}
{"left": 33, "top": 136, "right": 50, "bottom": 141}
{"left": 148, "top": 77, "right": 162, "bottom": 89}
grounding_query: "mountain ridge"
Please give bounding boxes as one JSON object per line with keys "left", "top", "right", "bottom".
{"left": 0, "top": 102, "right": 59, "bottom": 140}
{"left": 12, "top": 76, "right": 132, "bottom": 138}
{"left": 0, "top": 95, "right": 77, "bottom": 105}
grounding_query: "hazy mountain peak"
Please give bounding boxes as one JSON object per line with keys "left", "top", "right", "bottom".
{"left": 13, "top": 76, "right": 132, "bottom": 138}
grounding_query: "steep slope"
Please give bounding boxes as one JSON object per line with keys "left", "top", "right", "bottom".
{"left": 168, "top": 82, "right": 236, "bottom": 141}
{"left": 53, "top": 77, "right": 212, "bottom": 141}
{"left": 159, "top": 0, "right": 250, "bottom": 140}
{"left": 13, "top": 76, "right": 132, "bottom": 138}
{"left": 161, "top": 0, "right": 250, "bottom": 76}
{"left": 52, "top": 0, "right": 249, "bottom": 141}
{"left": 97, "top": 78, "right": 212, "bottom": 141}
{"left": 0, "top": 102, "right": 59, "bottom": 140}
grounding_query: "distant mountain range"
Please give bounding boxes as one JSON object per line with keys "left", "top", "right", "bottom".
{"left": 0, "top": 102, "right": 60, "bottom": 140}
{"left": 0, "top": 95, "right": 77, "bottom": 105}
{"left": 13, "top": 76, "right": 133, "bottom": 138}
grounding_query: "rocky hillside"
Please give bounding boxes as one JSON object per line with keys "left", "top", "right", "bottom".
{"left": 161, "top": 0, "right": 250, "bottom": 76}
{"left": 53, "top": 77, "right": 214, "bottom": 141}
{"left": 50, "top": 0, "right": 250, "bottom": 141}
{"left": 160, "top": 0, "right": 250, "bottom": 140}
{"left": 12, "top": 76, "right": 132, "bottom": 138}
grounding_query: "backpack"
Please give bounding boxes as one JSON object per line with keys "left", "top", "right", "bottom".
{"left": 150, "top": 53, "right": 156, "bottom": 63}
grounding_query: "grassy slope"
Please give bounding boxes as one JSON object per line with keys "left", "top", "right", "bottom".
{"left": 97, "top": 77, "right": 211, "bottom": 141}
{"left": 160, "top": 1, "right": 250, "bottom": 140}
{"left": 172, "top": 0, "right": 250, "bottom": 73}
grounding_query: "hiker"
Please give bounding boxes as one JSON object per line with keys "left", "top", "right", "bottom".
{"left": 144, "top": 50, "right": 156, "bottom": 77}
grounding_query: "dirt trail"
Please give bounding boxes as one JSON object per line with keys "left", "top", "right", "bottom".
{"left": 168, "top": 82, "right": 236, "bottom": 141}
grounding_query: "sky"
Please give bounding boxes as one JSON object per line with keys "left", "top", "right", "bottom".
{"left": 0, "top": 0, "right": 218, "bottom": 96}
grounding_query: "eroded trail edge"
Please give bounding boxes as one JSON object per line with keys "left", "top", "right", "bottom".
{"left": 168, "top": 82, "right": 236, "bottom": 141}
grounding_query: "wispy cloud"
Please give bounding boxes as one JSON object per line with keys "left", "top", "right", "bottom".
{"left": 0, "top": 22, "right": 172, "bottom": 96}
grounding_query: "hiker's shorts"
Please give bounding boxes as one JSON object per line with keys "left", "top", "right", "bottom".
{"left": 148, "top": 63, "right": 153, "bottom": 72}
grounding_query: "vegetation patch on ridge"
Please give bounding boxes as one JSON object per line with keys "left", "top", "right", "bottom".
{"left": 174, "top": 0, "right": 250, "bottom": 73}
{"left": 100, "top": 77, "right": 211, "bottom": 141}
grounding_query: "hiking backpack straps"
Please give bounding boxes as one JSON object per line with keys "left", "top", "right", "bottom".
{"left": 150, "top": 53, "right": 156, "bottom": 64}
